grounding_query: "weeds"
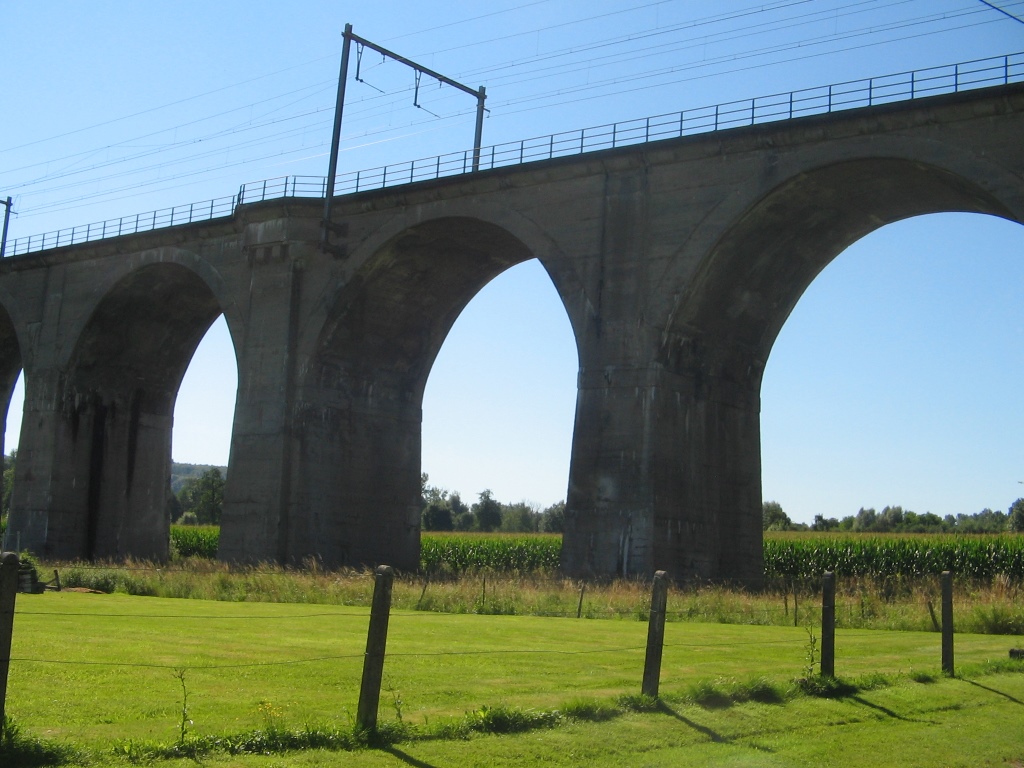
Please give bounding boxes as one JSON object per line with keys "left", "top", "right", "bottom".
{"left": 803, "top": 626, "right": 819, "bottom": 678}
{"left": 0, "top": 715, "right": 83, "bottom": 767}
{"left": 45, "top": 551, "right": 1024, "bottom": 634}
{"left": 173, "top": 668, "right": 191, "bottom": 746}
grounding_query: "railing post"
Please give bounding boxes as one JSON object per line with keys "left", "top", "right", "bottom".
{"left": 645, "top": 117, "right": 650, "bottom": 142}
{"left": 821, "top": 572, "right": 835, "bottom": 677}
{"left": 357, "top": 565, "right": 395, "bottom": 733}
{"left": 382, "top": 166, "right": 388, "bottom": 188}
{"left": 549, "top": 134, "right": 554, "bottom": 159}
{"left": 714, "top": 104, "right": 719, "bottom": 131}
{"left": 828, "top": 84, "right": 833, "bottom": 112}
{"left": 910, "top": 71, "right": 915, "bottom": 99}
{"left": 436, "top": 156, "right": 441, "bottom": 178}
{"left": 0, "top": 552, "right": 19, "bottom": 727}
{"left": 641, "top": 570, "right": 669, "bottom": 699}
{"left": 520, "top": 140, "right": 524, "bottom": 164}
{"left": 941, "top": 571, "right": 954, "bottom": 676}
{"left": 869, "top": 78, "right": 873, "bottom": 106}
{"left": 678, "top": 110, "right": 684, "bottom": 137}
{"left": 355, "top": 170, "right": 361, "bottom": 193}
{"left": 580, "top": 129, "right": 585, "bottom": 154}
{"left": 789, "top": 91, "right": 793, "bottom": 119}
{"left": 409, "top": 160, "right": 415, "bottom": 184}
{"left": 954, "top": 64, "right": 960, "bottom": 92}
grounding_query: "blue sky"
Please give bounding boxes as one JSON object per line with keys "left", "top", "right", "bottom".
{"left": 2, "top": 1, "right": 1022, "bottom": 523}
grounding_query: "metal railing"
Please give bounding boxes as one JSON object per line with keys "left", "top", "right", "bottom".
{"left": 8, "top": 51, "right": 1022, "bottom": 258}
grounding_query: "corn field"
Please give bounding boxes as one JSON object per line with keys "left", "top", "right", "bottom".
{"left": 168, "top": 528, "right": 1024, "bottom": 582}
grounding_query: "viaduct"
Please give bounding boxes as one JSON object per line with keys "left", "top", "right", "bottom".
{"left": 1, "top": 80, "right": 1022, "bottom": 585}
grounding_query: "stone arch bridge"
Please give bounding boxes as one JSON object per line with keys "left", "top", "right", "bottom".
{"left": 3, "top": 83, "right": 1022, "bottom": 585}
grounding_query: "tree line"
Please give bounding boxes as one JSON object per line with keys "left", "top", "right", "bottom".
{"left": 420, "top": 474, "right": 565, "bottom": 533}
{"left": 763, "top": 498, "right": 1024, "bottom": 534}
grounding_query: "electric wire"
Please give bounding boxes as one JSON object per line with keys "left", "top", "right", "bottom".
{"left": 5, "top": 1, "right": 1019, "bottom": 226}
{"left": 0, "top": 0, "right": 964, "bottom": 180}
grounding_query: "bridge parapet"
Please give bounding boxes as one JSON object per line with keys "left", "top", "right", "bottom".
{"left": 8, "top": 51, "right": 1022, "bottom": 259}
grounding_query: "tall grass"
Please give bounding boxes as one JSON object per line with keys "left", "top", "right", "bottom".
{"left": 50, "top": 557, "right": 1024, "bottom": 635}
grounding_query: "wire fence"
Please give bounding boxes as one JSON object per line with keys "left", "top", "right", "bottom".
{"left": 2, "top": 552, "right": 1019, "bottom": 752}
{"left": 6, "top": 51, "right": 1022, "bottom": 258}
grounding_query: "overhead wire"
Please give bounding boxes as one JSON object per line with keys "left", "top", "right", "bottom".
{"left": 7, "top": 0, "right": 1020, "bottom": 225}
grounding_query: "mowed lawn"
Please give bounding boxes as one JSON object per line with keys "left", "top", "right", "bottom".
{"left": 6, "top": 591, "right": 1024, "bottom": 766}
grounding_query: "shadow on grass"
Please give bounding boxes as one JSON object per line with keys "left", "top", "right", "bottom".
{"left": 961, "top": 678, "right": 1024, "bottom": 706}
{"left": 655, "top": 701, "right": 728, "bottom": 744}
{"left": 383, "top": 745, "right": 443, "bottom": 768}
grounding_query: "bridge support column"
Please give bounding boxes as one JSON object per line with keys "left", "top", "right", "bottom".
{"left": 562, "top": 352, "right": 763, "bottom": 585}
{"left": 282, "top": 376, "right": 421, "bottom": 572}
{"left": 7, "top": 372, "right": 173, "bottom": 561}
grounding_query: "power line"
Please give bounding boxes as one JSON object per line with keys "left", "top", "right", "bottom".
{"left": 6, "top": 2, "right": 1017, "bottom": 225}
{"left": 977, "top": 0, "right": 1024, "bottom": 23}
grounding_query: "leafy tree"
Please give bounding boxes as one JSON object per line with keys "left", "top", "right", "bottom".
{"left": 500, "top": 502, "right": 540, "bottom": 533}
{"left": 811, "top": 514, "right": 840, "bottom": 532}
{"left": 852, "top": 507, "right": 877, "bottom": 532}
{"left": 449, "top": 492, "right": 469, "bottom": 519}
{"left": 540, "top": 501, "right": 566, "bottom": 533}
{"left": 422, "top": 499, "right": 454, "bottom": 531}
{"left": 176, "top": 468, "right": 224, "bottom": 525}
{"left": 453, "top": 510, "right": 476, "bottom": 531}
{"left": 762, "top": 500, "right": 791, "bottom": 531}
{"left": 472, "top": 490, "right": 503, "bottom": 533}
{"left": 1009, "top": 498, "right": 1024, "bottom": 533}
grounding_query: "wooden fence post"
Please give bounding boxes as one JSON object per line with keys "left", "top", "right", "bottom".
{"left": 641, "top": 570, "right": 669, "bottom": 699}
{"left": 357, "top": 565, "right": 395, "bottom": 733}
{"left": 821, "top": 571, "right": 835, "bottom": 677}
{"left": 0, "top": 552, "right": 19, "bottom": 726}
{"left": 941, "top": 570, "right": 954, "bottom": 676}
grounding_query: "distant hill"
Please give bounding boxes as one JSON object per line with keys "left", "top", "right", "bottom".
{"left": 171, "top": 462, "right": 227, "bottom": 494}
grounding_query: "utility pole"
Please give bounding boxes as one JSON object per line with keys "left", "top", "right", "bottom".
{"left": 0, "top": 197, "right": 12, "bottom": 259}
{"left": 321, "top": 24, "right": 487, "bottom": 253}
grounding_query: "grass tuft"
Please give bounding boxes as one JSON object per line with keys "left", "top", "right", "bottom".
{"left": 559, "top": 698, "right": 620, "bottom": 722}
{"left": 1, "top": 716, "right": 84, "bottom": 767}
{"left": 616, "top": 693, "right": 659, "bottom": 712}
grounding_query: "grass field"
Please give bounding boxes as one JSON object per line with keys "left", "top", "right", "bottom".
{"left": 5, "top": 591, "right": 1024, "bottom": 766}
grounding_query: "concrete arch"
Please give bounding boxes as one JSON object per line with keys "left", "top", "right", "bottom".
{"left": 54, "top": 246, "right": 246, "bottom": 371}
{"left": 643, "top": 156, "right": 1023, "bottom": 583}
{"left": 40, "top": 261, "right": 231, "bottom": 560}
{"left": 299, "top": 199, "right": 589, "bottom": 365}
{"left": 287, "top": 216, "right": 554, "bottom": 569}
{"left": 664, "top": 157, "right": 1020, "bottom": 370}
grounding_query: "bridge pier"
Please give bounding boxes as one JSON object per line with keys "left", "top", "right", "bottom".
{"left": 561, "top": 350, "right": 763, "bottom": 585}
